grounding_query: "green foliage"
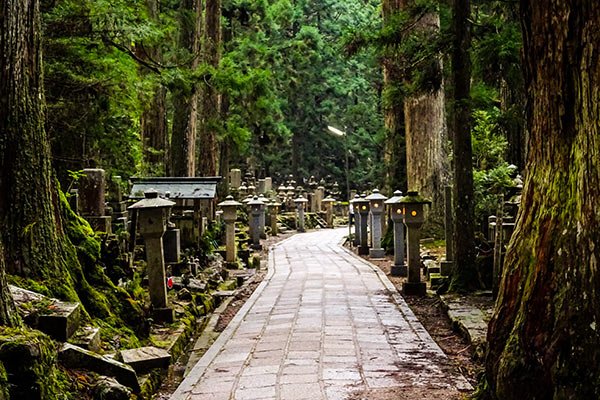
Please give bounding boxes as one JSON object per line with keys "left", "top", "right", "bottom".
{"left": 471, "top": 109, "right": 514, "bottom": 221}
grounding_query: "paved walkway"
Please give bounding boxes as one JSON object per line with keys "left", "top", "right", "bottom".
{"left": 171, "top": 229, "right": 470, "bottom": 400}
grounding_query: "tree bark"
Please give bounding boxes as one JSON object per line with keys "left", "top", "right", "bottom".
{"left": 196, "top": 0, "right": 220, "bottom": 177}
{"left": 170, "top": 0, "right": 203, "bottom": 177}
{"left": 449, "top": 0, "right": 479, "bottom": 291}
{"left": 485, "top": 1, "right": 600, "bottom": 398}
{"left": 382, "top": 0, "right": 406, "bottom": 194}
{"left": 0, "top": 0, "right": 77, "bottom": 315}
{"left": 139, "top": 0, "right": 168, "bottom": 174}
{"left": 403, "top": 11, "right": 449, "bottom": 234}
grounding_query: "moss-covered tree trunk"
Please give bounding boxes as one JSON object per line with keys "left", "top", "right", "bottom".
{"left": 196, "top": 0, "right": 220, "bottom": 177}
{"left": 382, "top": 0, "right": 406, "bottom": 194}
{"left": 170, "top": 0, "right": 203, "bottom": 177}
{"left": 449, "top": 0, "right": 479, "bottom": 291}
{"left": 0, "top": 0, "right": 79, "bottom": 299}
{"left": 403, "top": 10, "right": 449, "bottom": 234}
{"left": 484, "top": 1, "right": 600, "bottom": 398}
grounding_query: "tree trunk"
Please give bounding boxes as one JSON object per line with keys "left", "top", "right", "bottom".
{"left": 140, "top": 0, "right": 168, "bottom": 174}
{"left": 403, "top": 11, "right": 449, "bottom": 235}
{"left": 170, "top": 0, "right": 203, "bottom": 177}
{"left": 449, "top": 0, "right": 479, "bottom": 291}
{"left": 485, "top": 1, "right": 600, "bottom": 398}
{"left": 196, "top": 0, "right": 220, "bottom": 177}
{"left": 0, "top": 0, "right": 78, "bottom": 307}
{"left": 382, "top": 0, "right": 406, "bottom": 194}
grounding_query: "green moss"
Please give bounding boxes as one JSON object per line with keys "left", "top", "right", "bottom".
{"left": 217, "top": 280, "right": 237, "bottom": 291}
{"left": 0, "top": 327, "right": 75, "bottom": 399}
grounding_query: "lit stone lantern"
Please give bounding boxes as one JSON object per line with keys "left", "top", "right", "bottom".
{"left": 385, "top": 190, "right": 406, "bottom": 276}
{"left": 351, "top": 194, "right": 361, "bottom": 246}
{"left": 365, "top": 189, "right": 388, "bottom": 258}
{"left": 354, "top": 194, "right": 370, "bottom": 255}
{"left": 248, "top": 196, "right": 263, "bottom": 250}
{"left": 217, "top": 196, "right": 242, "bottom": 264}
{"left": 322, "top": 196, "right": 336, "bottom": 228}
{"left": 267, "top": 200, "right": 282, "bottom": 236}
{"left": 294, "top": 195, "right": 309, "bottom": 232}
{"left": 128, "top": 189, "right": 175, "bottom": 322}
{"left": 400, "top": 191, "right": 431, "bottom": 296}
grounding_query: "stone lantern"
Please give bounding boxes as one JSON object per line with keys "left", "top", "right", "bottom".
{"left": 350, "top": 194, "right": 361, "bottom": 246}
{"left": 128, "top": 189, "right": 175, "bottom": 322}
{"left": 217, "top": 195, "right": 242, "bottom": 264}
{"left": 385, "top": 190, "right": 406, "bottom": 276}
{"left": 354, "top": 194, "right": 370, "bottom": 255}
{"left": 239, "top": 183, "right": 248, "bottom": 198}
{"left": 248, "top": 196, "right": 263, "bottom": 250}
{"left": 365, "top": 189, "right": 388, "bottom": 258}
{"left": 248, "top": 184, "right": 256, "bottom": 196}
{"left": 267, "top": 200, "right": 282, "bottom": 236}
{"left": 257, "top": 194, "right": 267, "bottom": 239}
{"left": 294, "top": 195, "right": 309, "bottom": 232}
{"left": 400, "top": 191, "right": 431, "bottom": 296}
{"left": 322, "top": 196, "right": 336, "bottom": 228}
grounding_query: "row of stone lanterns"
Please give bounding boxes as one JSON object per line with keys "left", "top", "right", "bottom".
{"left": 351, "top": 189, "right": 430, "bottom": 296}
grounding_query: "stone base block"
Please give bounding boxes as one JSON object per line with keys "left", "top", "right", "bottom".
{"left": 441, "top": 261, "right": 453, "bottom": 276}
{"left": 358, "top": 245, "right": 369, "bottom": 255}
{"left": 369, "top": 248, "right": 386, "bottom": 259}
{"left": 391, "top": 264, "right": 408, "bottom": 277}
{"left": 153, "top": 307, "right": 174, "bottom": 324}
{"left": 429, "top": 273, "right": 444, "bottom": 289}
{"left": 426, "top": 266, "right": 441, "bottom": 280}
{"left": 402, "top": 281, "right": 427, "bottom": 296}
{"left": 120, "top": 346, "right": 171, "bottom": 374}
{"left": 85, "top": 216, "right": 112, "bottom": 234}
{"left": 250, "top": 243, "right": 263, "bottom": 251}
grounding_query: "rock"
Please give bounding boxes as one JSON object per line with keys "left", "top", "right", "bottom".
{"left": 69, "top": 326, "right": 101, "bottom": 352}
{"left": 118, "top": 346, "right": 171, "bottom": 374}
{"left": 93, "top": 377, "right": 130, "bottom": 400}
{"left": 177, "top": 288, "right": 193, "bottom": 301}
{"left": 58, "top": 343, "right": 140, "bottom": 393}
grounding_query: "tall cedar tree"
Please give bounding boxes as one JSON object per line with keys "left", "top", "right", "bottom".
{"left": 197, "top": 0, "right": 220, "bottom": 176}
{"left": 382, "top": 0, "right": 407, "bottom": 193}
{"left": 0, "top": 0, "right": 75, "bottom": 320}
{"left": 484, "top": 1, "right": 600, "bottom": 398}
{"left": 401, "top": 3, "right": 448, "bottom": 232}
{"left": 449, "top": 0, "right": 479, "bottom": 291}
{"left": 170, "top": 0, "right": 203, "bottom": 176}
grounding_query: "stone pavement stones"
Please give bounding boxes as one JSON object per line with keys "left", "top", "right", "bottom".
{"left": 171, "top": 229, "right": 471, "bottom": 400}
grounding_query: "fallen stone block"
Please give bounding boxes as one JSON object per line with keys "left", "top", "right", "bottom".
{"left": 58, "top": 343, "right": 140, "bottom": 393}
{"left": 119, "top": 346, "right": 171, "bottom": 374}
{"left": 93, "top": 376, "right": 130, "bottom": 400}
{"left": 69, "top": 326, "right": 101, "bottom": 352}
{"left": 10, "top": 285, "right": 81, "bottom": 341}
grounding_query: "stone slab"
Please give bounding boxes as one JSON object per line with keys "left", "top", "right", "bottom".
{"left": 10, "top": 285, "right": 81, "bottom": 341}
{"left": 120, "top": 346, "right": 171, "bottom": 374}
{"left": 59, "top": 343, "right": 140, "bottom": 393}
{"left": 69, "top": 326, "right": 101, "bottom": 352}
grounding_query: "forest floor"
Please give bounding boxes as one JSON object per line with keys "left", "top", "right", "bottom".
{"left": 157, "top": 230, "right": 484, "bottom": 399}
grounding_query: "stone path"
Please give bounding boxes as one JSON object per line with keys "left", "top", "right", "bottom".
{"left": 171, "top": 229, "right": 471, "bottom": 400}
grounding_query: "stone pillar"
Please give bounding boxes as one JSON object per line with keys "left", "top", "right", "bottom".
{"left": 248, "top": 197, "right": 263, "bottom": 250}
{"left": 356, "top": 196, "right": 370, "bottom": 255}
{"left": 258, "top": 194, "right": 267, "bottom": 239}
{"left": 366, "top": 189, "right": 387, "bottom": 258}
{"left": 294, "top": 195, "right": 308, "bottom": 232}
{"left": 264, "top": 177, "right": 272, "bottom": 192}
{"left": 268, "top": 201, "right": 281, "bottom": 236}
{"left": 322, "top": 197, "right": 336, "bottom": 228}
{"left": 218, "top": 196, "right": 241, "bottom": 264}
{"left": 400, "top": 192, "right": 430, "bottom": 296}
{"left": 315, "top": 186, "right": 325, "bottom": 212}
{"left": 386, "top": 190, "right": 407, "bottom": 276}
{"left": 441, "top": 185, "right": 454, "bottom": 276}
{"left": 230, "top": 169, "right": 242, "bottom": 189}
{"left": 80, "top": 168, "right": 105, "bottom": 216}
{"left": 257, "top": 179, "right": 266, "bottom": 194}
{"left": 163, "top": 227, "right": 181, "bottom": 264}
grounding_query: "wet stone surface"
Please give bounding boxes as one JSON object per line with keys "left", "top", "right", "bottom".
{"left": 171, "top": 229, "right": 471, "bottom": 400}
